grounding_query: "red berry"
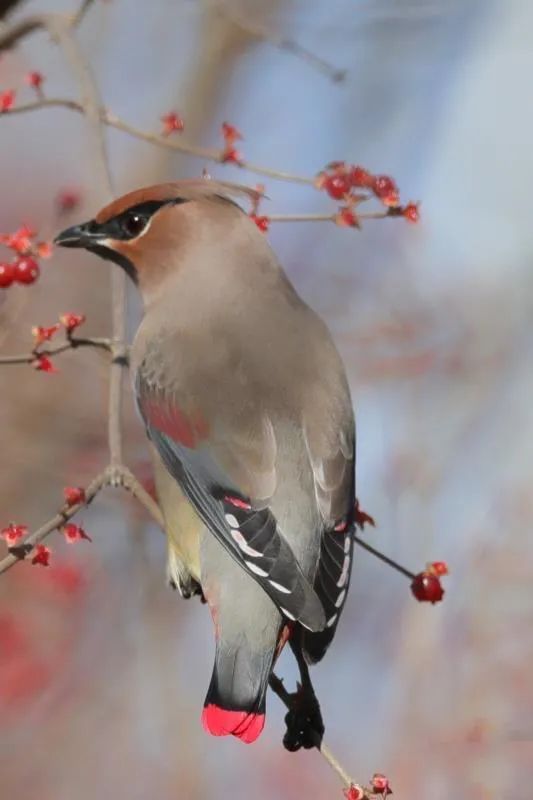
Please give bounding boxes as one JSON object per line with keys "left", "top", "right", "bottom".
{"left": 221, "top": 146, "right": 243, "bottom": 164}
{"left": 13, "top": 257, "right": 40, "bottom": 285}
{"left": 0, "top": 262, "right": 15, "bottom": 288}
{"left": 26, "top": 71, "right": 44, "bottom": 90}
{"left": 324, "top": 173, "right": 351, "bottom": 200}
{"left": 32, "top": 324, "right": 60, "bottom": 345}
{"left": 349, "top": 165, "right": 373, "bottom": 188}
{"left": 63, "top": 487, "right": 86, "bottom": 507}
{"left": 403, "top": 202, "right": 420, "bottom": 223}
{"left": 371, "top": 773, "right": 391, "bottom": 795}
{"left": 372, "top": 175, "right": 400, "bottom": 207}
{"left": 249, "top": 214, "right": 270, "bottom": 233}
{"left": 56, "top": 189, "right": 81, "bottom": 213}
{"left": 0, "top": 89, "right": 15, "bottom": 112}
{"left": 411, "top": 571, "right": 445, "bottom": 604}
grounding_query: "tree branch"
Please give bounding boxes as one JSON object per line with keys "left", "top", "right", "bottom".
{"left": 0, "top": 336, "right": 113, "bottom": 365}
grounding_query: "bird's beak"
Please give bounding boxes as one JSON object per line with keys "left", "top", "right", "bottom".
{"left": 54, "top": 221, "right": 106, "bottom": 249}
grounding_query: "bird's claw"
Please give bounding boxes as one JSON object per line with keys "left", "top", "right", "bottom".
{"left": 282, "top": 684, "right": 324, "bottom": 751}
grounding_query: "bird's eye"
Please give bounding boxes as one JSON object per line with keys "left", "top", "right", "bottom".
{"left": 122, "top": 212, "right": 147, "bottom": 238}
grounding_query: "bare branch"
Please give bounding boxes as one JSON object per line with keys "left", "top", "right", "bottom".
{"left": 0, "top": 336, "right": 113, "bottom": 365}
{"left": 198, "top": 0, "right": 346, "bottom": 83}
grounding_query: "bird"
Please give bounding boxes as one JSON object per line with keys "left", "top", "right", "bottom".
{"left": 55, "top": 179, "right": 356, "bottom": 747}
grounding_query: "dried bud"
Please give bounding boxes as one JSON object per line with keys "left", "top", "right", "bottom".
{"left": 343, "top": 784, "right": 366, "bottom": 800}
{"left": 26, "top": 71, "right": 44, "bottom": 91}
{"left": 249, "top": 214, "right": 270, "bottom": 233}
{"left": 1, "top": 523, "right": 28, "bottom": 547}
{"left": 32, "top": 324, "right": 60, "bottom": 346}
{"left": 428, "top": 560, "right": 449, "bottom": 577}
{"left": 31, "top": 544, "right": 51, "bottom": 566}
{"left": 372, "top": 175, "right": 400, "bottom": 207}
{"left": 36, "top": 241, "right": 53, "bottom": 259}
{"left": 335, "top": 207, "right": 360, "bottom": 228}
{"left": 32, "top": 355, "right": 58, "bottom": 373}
{"left": 59, "top": 312, "right": 86, "bottom": 333}
{"left": 221, "top": 147, "right": 243, "bottom": 165}
{"left": 354, "top": 499, "right": 375, "bottom": 529}
{"left": 349, "top": 165, "right": 374, "bottom": 189}
{"left": 221, "top": 122, "right": 243, "bottom": 144}
{"left": 62, "top": 523, "right": 91, "bottom": 544}
{"left": 402, "top": 202, "right": 420, "bottom": 223}
{"left": 160, "top": 111, "right": 184, "bottom": 136}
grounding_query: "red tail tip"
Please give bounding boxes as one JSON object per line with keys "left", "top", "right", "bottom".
{"left": 202, "top": 704, "right": 265, "bottom": 743}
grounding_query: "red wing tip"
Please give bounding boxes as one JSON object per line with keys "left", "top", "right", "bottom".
{"left": 202, "top": 705, "right": 265, "bottom": 743}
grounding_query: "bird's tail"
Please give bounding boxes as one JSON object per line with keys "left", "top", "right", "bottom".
{"left": 202, "top": 637, "right": 276, "bottom": 743}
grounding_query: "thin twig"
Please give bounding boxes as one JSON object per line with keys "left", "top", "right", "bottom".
{"left": 0, "top": 336, "right": 113, "bottom": 365}
{"left": 353, "top": 533, "right": 416, "bottom": 579}
{"left": 199, "top": 0, "right": 346, "bottom": 83}
{"left": 0, "top": 471, "right": 107, "bottom": 575}
{"left": 4, "top": 98, "right": 314, "bottom": 186}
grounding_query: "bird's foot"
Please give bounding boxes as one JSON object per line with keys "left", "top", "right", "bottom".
{"left": 282, "top": 681, "right": 324, "bottom": 752}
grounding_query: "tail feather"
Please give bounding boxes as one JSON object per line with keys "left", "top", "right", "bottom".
{"left": 202, "top": 640, "right": 275, "bottom": 743}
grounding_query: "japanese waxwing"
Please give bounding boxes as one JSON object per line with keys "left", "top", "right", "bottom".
{"left": 55, "top": 179, "right": 356, "bottom": 747}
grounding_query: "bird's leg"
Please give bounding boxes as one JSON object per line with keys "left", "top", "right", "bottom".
{"left": 281, "top": 629, "right": 325, "bottom": 752}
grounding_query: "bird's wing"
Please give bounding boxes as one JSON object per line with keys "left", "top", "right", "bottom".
{"left": 302, "top": 381, "right": 356, "bottom": 663}
{"left": 136, "top": 374, "right": 326, "bottom": 632}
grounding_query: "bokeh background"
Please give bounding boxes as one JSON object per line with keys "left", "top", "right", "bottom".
{"left": 1, "top": 1, "right": 532, "bottom": 798}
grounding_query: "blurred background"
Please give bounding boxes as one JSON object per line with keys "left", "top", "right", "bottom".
{"left": 1, "top": 0, "right": 532, "bottom": 798}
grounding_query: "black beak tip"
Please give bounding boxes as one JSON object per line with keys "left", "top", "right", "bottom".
{"left": 54, "top": 225, "right": 84, "bottom": 248}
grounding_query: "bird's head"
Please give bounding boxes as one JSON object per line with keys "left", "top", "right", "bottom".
{"left": 54, "top": 179, "right": 263, "bottom": 302}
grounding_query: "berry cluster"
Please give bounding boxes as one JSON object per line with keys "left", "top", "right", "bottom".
{"left": 0, "top": 224, "right": 52, "bottom": 289}
{"left": 0, "top": 70, "right": 45, "bottom": 115}
{"left": 29, "top": 313, "right": 86, "bottom": 373}
{"left": 316, "top": 161, "right": 419, "bottom": 228}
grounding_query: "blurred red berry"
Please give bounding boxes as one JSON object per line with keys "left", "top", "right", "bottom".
{"left": 3, "top": 225, "right": 35, "bottom": 254}
{"left": 13, "top": 257, "right": 39, "bottom": 285}
{"left": 221, "top": 147, "right": 243, "bottom": 165}
{"left": 62, "top": 523, "right": 91, "bottom": 544}
{"left": 31, "top": 544, "right": 51, "bottom": 567}
{"left": 36, "top": 241, "right": 53, "bottom": 259}
{"left": 32, "top": 324, "right": 60, "bottom": 346}
{"left": 343, "top": 784, "right": 366, "bottom": 800}
{"left": 161, "top": 111, "right": 184, "bottom": 135}
{"left": 32, "top": 355, "right": 57, "bottom": 373}
{"left": 323, "top": 173, "right": 351, "bottom": 200}
{"left": 411, "top": 571, "right": 445, "bottom": 604}
{"left": 402, "top": 202, "right": 420, "bottom": 223}
{"left": 63, "top": 487, "right": 86, "bottom": 507}
{"left": 371, "top": 774, "right": 391, "bottom": 795}
{"left": 335, "top": 207, "right": 360, "bottom": 228}
{"left": 26, "top": 71, "right": 44, "bottom": 90}
{"left": 372, "top": 175, "right": 400, "bottom": 207}
{"left": 0, "top": 90, "right": 15, "bottom": 112}
{"left": 56, "top": 188, "right": 81, "bottom": 213}
{"left": 59, "top": 312, "right": 85, "bottom": 332}
{"left": 1, "top": 524, "right": 28, "bottom": 547}
{"left": 349, "top": 165, "right": 374, "bottom": 189}
{"left": 221, "top": 121, "right": 242, "bottom": 143}
{"left": 0, "top": 262, "right": 15, "bottom": 288}
{"left": 250, "top": 214, "right": 270, "bottom": 233}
